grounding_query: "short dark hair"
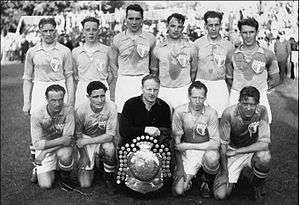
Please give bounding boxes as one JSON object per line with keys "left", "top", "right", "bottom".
{"left": 86, "top": 81, "right": 107, "bottom": 96}
{"left": 239, "top": 86, "right": 260, "bottom": 104}
{"left": 81, "top": 16, "right": 100, "bottom": 28}
{"left": 38, "top": 18, "right": 56, "bottom": 29}
{"left": 45, "top": 84, "right": 65, "bottom": 98}
{"left": 203, "top": 11, "right": 223, "bottom": 24}
{"left": 126, "top": 4, "right": 143, "bottom": 18}
{"left": 188, "top": 81, "right": 208, "bottom": 97}
{"left": 141, "top": 74, "right": 160, "bottom": 86}
{"left": 238, "top": 17, "right": 259, "bottom": 31}
{"left": 167, "top": 13, "right": 185, "bottom": 24}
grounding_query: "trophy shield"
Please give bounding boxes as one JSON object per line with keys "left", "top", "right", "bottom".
{"left": 116, "top": 135, "right": 172, "bottom": 194}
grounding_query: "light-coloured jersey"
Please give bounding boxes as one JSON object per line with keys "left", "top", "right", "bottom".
{"left": 31, "top": 104, "right": 75, "bottom": 150}
{"left": 195, "top": 35, "right": 234, "bottom": 81}
{"left": 111, "top": 30, "right": 156, "bottom": 76}
{"left": 75, "top": 101, "right": 117, "bottom": 138}
{"left": 226, "top": 45, "right": 279, "bottom": 92}
{"left": 72, "top": 43, "right": 110, "bottom": 82}
{"left": 219, "top": 104, "right": 270, "bottom": 148}
{"left": 172, "top": 103, "right": 220, "bottom": 143}
{"left": 23, "top": 42, "right": 73, "bottom": 82}
{"left": 153, "top": 37, "right": 197, "bottom": 88}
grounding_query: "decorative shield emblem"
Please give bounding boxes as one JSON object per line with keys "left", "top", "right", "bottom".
{"left": 177, "top": 53, "right": 189, "bottom": 68}
{"left": 251, "top": 60, "right": 265, "bottom": 74}
{"left": 117, "top": 135, "right": 172, "bottom": 194}
{"left": 214, "top": 54, "right": 226, "bottom": 67}
{"left": 96, "top": 60, "right": 106, "bottom": 72}
{"left": 98, "top": 118, "right": 106, "bottom": 130}
{"left": 136, "top": 44, "right": 149, "bottom": 58}
{"left": 248, "top": 121, "right": 260, "bottom": 137}
{"left": 49, "top": 57, "right": 62, "bottom": 72}
{"left": 195, "top": 123, "right": 207, "bottom": 136}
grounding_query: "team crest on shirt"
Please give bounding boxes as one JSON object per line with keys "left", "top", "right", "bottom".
{"left": 96, "top": 60, "right": 106, "bottom": 72}
{"left": 136, "top": 44, "right": 149, "bottom": 58}
{"left": 49, "top": 57, "right": 62, "bottom": 72}
{"left": 177, "top": 53, "right": 189, "bottom": 68}
{"left": 98, "top": 117, "right": 107, "bottom": 130}
{"left": 195, "top": 123, "right": 207, "bottom": 136}
{"left": 248, "top": 121, "right": 260, "bottom": 137}
{"left": 214, "top": 54, "right": 226, "bottom": 67}
{"left": 251, "top": 60, "right": 265, "bottom": 74}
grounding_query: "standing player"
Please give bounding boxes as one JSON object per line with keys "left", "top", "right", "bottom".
{"left": 194, "top": 11, "right": 234, "bottom": 118}
{"left": 214, "top": 86, "right": 271, "bottom": 203}
{"left": 225, "top": 17, "right": 280, "bottom": 123}
{"left": 72, "top": 17, "right": 112, "bottom": 108}
{"left": 75, "top": 81, "right": 117, "bottom": 190}
{"left": 22, "top": 18, "right": 74, "bottom": 182}
{"left": 31, "top": 85, "right": 75, "bottom": 189}
{"left": 172, "top": 81, "right": 220, "bottom": 197}
{"left": 151, "top": 13, "right": 198, "bottom": 110}
{"left": 109, "top": 4, "right": 156, "bottom": 113}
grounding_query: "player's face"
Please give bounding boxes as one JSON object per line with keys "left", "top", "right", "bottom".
{"left": 40, "top": 23, "right": 57, "bottom": 45}
{"left": 239, "top": 97, "right": 258, "bottom": 118}
{"left": 88, "top": 89, "right": 106, "bottom": 110}
{"left": 83, "top": 21, "right": 99, "bottom": 43}
{"left": 167, "top": 17, "right": 184, "bottom": 40}
{"left": 206, "top": 17, "right": 221, "bottom": 40}
{"left": 126, "top": 10, "right": 143, "bottom": 33}
{"left": 189, "top": 88, "right": 206, "bottom": 111}
{"left": 46, "top": 91, "right": 64, "bottom": 113}
{"left": 240, "top": 25, "right": 258, "bottom": 47}
{"left": 142, "top": 79, "right": 159, "bottom": 104}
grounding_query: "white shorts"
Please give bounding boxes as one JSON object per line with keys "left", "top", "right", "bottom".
{"left": 196, "top": 79, "right": 229, "bottom": 118}
{"left": 80, "top": 134, "right": 102, "bottom": 170}
{"left": 158, "top": 84, "right": 190, "bottom": 110}
{"left": 229, "top": 89, "right": 272, "bottom": 123}
{"left": 35, "top": 150, "right": 57, "bottom": 174}
{"left": 31, "top": 80, "right": 67, "bottom": 114}
{"left": 115, "top": 75, "right": 146, "bottom": 113}
{"left": 227, "top": 148, "right": 254, "bottom": 183}
{"left": 75, "top": 80, "right": 110, "bottom": 109}
{"left": 182, "top": 150, "right": 205, "bottom": 175}
{"left": 35, "top": 148, "right": 74, "bottom": 175}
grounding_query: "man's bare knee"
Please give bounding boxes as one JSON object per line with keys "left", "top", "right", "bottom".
{"left": 204, "top": 150, "right": 220, "bottom": 167}
{"left": 102, "top": 142, "right": 115, "bottom": 154}
{"left": 57, "top": 147, "right": 73, "bottom": 161}
{"left": 255, "top": 151, "right": 271, "bottom": 164}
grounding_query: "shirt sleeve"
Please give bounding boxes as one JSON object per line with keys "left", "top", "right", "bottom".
{"left": 106, "top": 104, "right": 118, "bottom": 136}
{"left": 63, "top": 48, "right": 73, "bottom": 78}
{"left": 225, "top": 49, "right": 235, "bottom": 80}
{"left": 62, "top": 106, "right": 75, "bottom": 137}
{"left": 75, "top": 107, "right": 84, "bottom": 139}
{"left": 172, "top": 109, "right": 184, "bottom": 137}
{"left": 31, "top": 111, "right": 46, "bottom": 150}
{"left": 22, "top": 49, "right": 34, "bottom": 81}
{"left": 207, "top": 109, "right": 220, "bottom": 142}
{"left": 219, "top": 109, "right": 231, "bottom": 145}
{"left": 71, "top": 50, "right": 79, "bottom": 80}
{"left": 265, "top": 49, "right": 280, "bottom": 75}
{"left": 257, "top": 106, "right": 271, "bottom": 144}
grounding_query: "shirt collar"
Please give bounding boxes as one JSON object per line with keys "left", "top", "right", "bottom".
{"left": 77, "top": 43, "right": 105, "bottom": 55}
{"left": 124, "top": 30, "right": 146, "bottom": 40}
{"left": 139, "top": 94, "right": 161, "bottom": 107}
{"left": 35, "top": 41, "right": 59, "bottom": 52}
{"left": 187, "top": 103, "right": 205, "bottom": 115}
{"left": 234, "top": 43, "right": 264, "bottom": 54}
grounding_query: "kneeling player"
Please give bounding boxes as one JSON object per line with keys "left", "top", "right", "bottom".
{"left": 31, "top": 85, "right": 75, "bottom": 189}
{"left": 172, "top": 81, "right": 220, "bottom": 197}
{"left": 214, "top": 86, "right": 271, "bottom": 202}
{"left": 75, "top": 81, "right": 117, "bottom": 190}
